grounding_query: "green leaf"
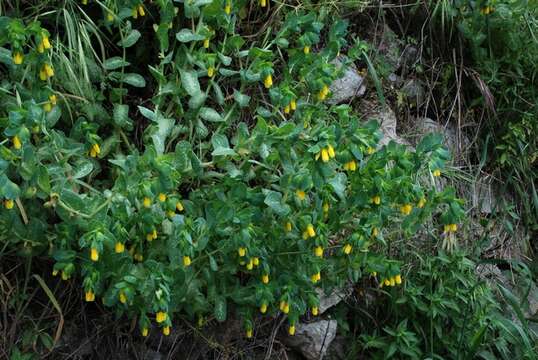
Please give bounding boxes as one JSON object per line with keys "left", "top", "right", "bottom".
{"left": 138, "top": 106, "right": 156, "bottom": 121}
{"left": 103, "top": 57, "right": 130, "bottom": 70}
{"left": 263, "top": 190, "right": 290, "bottom": 217}
{"left": 113, "top": 104, "right": 131, "bottom": 128}
{"left": 0, "top": 174, "right": 20, "bottom": 199}
{"left": 119, "top": 30, "right": 141, "bottom": 48}
{"left": 214, "top": 296, "right": 227, "bottom": 322}
{"left": 176, "top": 29, "right": 205, "bottom": 42}
{"left": 199, "top": 107, "right": 223, "bottom": 122}
{"left": 233, "top": 90, "right": 250, "bottom": 108}
{"left": 121, "top": 73, "right": 146, "bottom": 87}
{"left": 211, "top": 134, "right": 236, "bottom": 157}
{"left": 36, "top": 166, "right": 51, "bottom": 194}
{"left": 328, "top": 173, "right": 347, "bottom": 200}
{"left": 180, "top": 69, "right": 201, "bottom": 96}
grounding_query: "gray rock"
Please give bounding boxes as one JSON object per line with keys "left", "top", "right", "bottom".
{"left": 369, "top": 107, "right": 410, "bottom": 147}
{"left": 401, "top": 79, "right": 425, "bottom": 106}
{"left": 328, "top": 58, "right": 366, "bottom": 105}
{"left": 286, "top": 320, "right": 338, "bottom": 360}
{"left": 377, "top": 25, "right": 403, "bottom": 71}
{"left": 414, "top": 117, "right": 470, "bottom": 161}
{"left": 316, "top": 287, "right": 351, "bottom": 315}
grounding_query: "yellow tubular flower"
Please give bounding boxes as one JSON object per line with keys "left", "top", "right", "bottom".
{"left": 260, "top": 0, "right": 267, "bottom": 7}
{"left": 315, "top": 152, "right": 321, "bottom": 161}
{"left": 44, "top": 64, "right": 54, "bottom": 77}
{"left": 156, "top": 311, "right": 167, "bottom": 323}
{"left": 90, "top": 248, "right": 99, "bottom": 261}
{"left": 142, "top": 327, "right": 149, "bottom": 337}
{"left": 372, "top": 196, "right": 381, "bottom": 205}
{"left": 395, "top": 274, "right": 402, "bottom": 284}
{"left": 37, "top": 42, "right": 44, "bottom": 53}
{"left": 253, "top": 257, "right": 259, "bottom": 266}
{"left": 176, "top": 201, "right": 184, "bottom": 211}
{"left": 119, "top": 291, "right": 127, "bottom": 304}
{"left": 13, "top": 135, "right": 22, "bottom": 150}
{"left": 90, "top": 143, "right": 100, "bottom": 157}
{"left": 207, "top": 67, "right": 214, "bottom": 77}
{"left": 131, "top": 7, "right": 138, "bottom": 18}
{"left": 290, "top": 99, "right": 296, "bottom": 110}
{"left": 372, "top": 271, "right": 377, "bottom": 277}
{"left": 82, "top": 0, "right": 88, "bottom": 4}
{"left": 284, "top": 105, "right": 290, "bottom": 114}
{"left": 321, "top": 148, "right": 329, "bottom": 162}
{"left": 311, "top": 306, "right": 318, "bottom": 316}
{"left": 285, "top": 222, "right": 292, "bottom": 232}
{"left": 12, "top": 51, "right": 23, "bottom": 65}
{"left": 327, "top": 145, "right": 335, "bottom": 158}
{"left": 260, "top": 303, "right": 267, "bottom": 314}
{"left": 314, "top": 246, "right": 323, "bottom": 257}
{"left": 296, "top": 190, "right": 306, "bottom": 201}
{"left": 5, "top": 199, "right": 14, "bottom": 209}
{"left": 349, "top": 160, "right": 357, "bottom": 171}
{"left": 390, "top": 277, "right": 396, "bottom": 287}
{"left": 167, "top": 210, "right": 175, "bottom": 218}
{"left": 318, "top": 91, "right": 326, "bottom": 101}
{"left": 143, "top": 197, "right": 152, "bottom": 208}
{"left": 39, "top": 69, "right": 47, "bottom": 81}
{"left": 146, "top": 233, "right": 154, "bottom": 242}
{"left": 323, "top": 202, "right": 329, "bottom": 213}
{"left": 61, "top": 271, "right": 69, "bottom": 280}
{"left": 384, "top": 279, "right": 390, "bottom": 286}
{"left": 163, "top": 326, "right": 170, "bottom": 336}
{"left": 450, "top": 224, "right": 458, "bottom": 232}
{"left": 50, "top": 94, "right": 57, "bottom": 105}
{"left": 246, "top": 328, "right": 253, "bottom": 338}
{"left": 158, "top": 193, "right": 167, "bottom": 202}
{"left": 283, "top": 303, "right": 290, "bottom": 314}
{"left": 372, "top": 227, "right": 379, "bottom": 237}
{"left": 433, "top": 169, "right": 441, "bottom": 177}
{"left": 238, "top": 247, "right": 246, "bottom": 257}
{"left": 183, "top": 256, "right": 191, "bottom": 267}
{"left": 203, "top": 38, "right": 210, "bottom": 48}
{"left": 343, "top": 243, "right": 352, "bottom": 255}
{"left": 152, "top": 229, "right": 158, "bottom": 240}
{"left": 224, "top": 1, "right": 231, "bottom": 14}
{"left": 306, "top": 224, "right": 315, "bottom": 238}
{"left": 418, "top": 197, "right": 426, "bottom": 208}
{"left": 107, "top": 12, "right": 114, "bottom": 22}
{"left": 246, "top": 259, "right": 254, "bottom": 270}
{"left": 138, "top": 5, "right": 145, "bottom": 16}
{"left": 85, "top": 290, "right": 95, "bottom": 302}
{"left": 343, "top": 162, "right": 350, "bottom": 171}
{"left": 115, "top": 242, "right": 125, "bottom": 253}
{"left": 262, "top": 274, "right": 269, "bottom": 284}
{"left": 52, "top": 269, "right": 59, "bottom": 276}
{"left": 289, "top": 325, "right": 296, "bottom": 335}
{"left": 42, "top": 35, "right": 51, "bottom": 49}
{"left": 263, "top": 74, "right": 273, "bottom": 88}
{"left": 303, "top": 46, "right": 310, "bottom": 54}
{"left": 367, "top": 146, "right": 375, "bottom": 155}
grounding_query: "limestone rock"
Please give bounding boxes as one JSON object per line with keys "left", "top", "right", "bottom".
{"left": 286, "top": 320, "right": 338, "bottom": 360}
{"left": 328, "top": 57, "right": 366, "bottom": 105}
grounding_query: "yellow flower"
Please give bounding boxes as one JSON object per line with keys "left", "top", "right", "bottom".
{"left": 348, "top": 160, "right": 357, "bottom": 171}
{"left": 143, "top": 197, "right": 152, "bottom": 208}
{"left": 207, "top": 66, "right": 215, "bottom": 77}
{"left": 61, "top": 271, "right": 70, "bottom": 281}
{"left": 131, "top": 7, "right": 138, "bottom": 18}
{"left": 260, "top": 303, "right": 267, "bottom": 314}
{"left": 176, "top": 201, "right": 184, "bottom": 211}
{"left": 238, "top": 247, "right": 246, "bottom": 257}
{"left": 13, "top": 135, "right": 22, "bottom": 150}
{"left": 284, "top": 105, "right": 290, "bottom": 114}
{"left": 37, "top": 42, "right": 44, "bottom": 53}
{"left": 44, "top": 63, "right": 54, "bottom": 77}
{"left": 323, "top": 202, "right": 329, "bottom": 213}
{"left": 371, "top": 271, "right": 377, "bottom": 277}
{"left": 224, "top": 1, "right": 231, "bottom": 14}
{"left": 43, "top": 102, "right": 52, "bottom": 112}
{"left": 395, "top": 274, "right": 402, "bottom": 284}
{"left": 343, "top": 243, "right": 352, "bottom": 255}
{"left": 288, "top": 324, "right": 296, "bottom": 335}
{"left": 302, "top": 231, "right": 309, "bottom": 240}
{"left": 290, "top": 99, "right": 296, "bottom": 110}
{"left": 82, "top": 0, "right": 88, "bottom": 5}
{"left": 296, "top": 190, "right": 306, "bottom": 201}
{"left": 115, "top": 242, "right": 125, "bottom": 253}
{"left": 12, "top": 51, "right": 23, "bottom": 65}
{"left": 163, "top": 326, "right": 170, "bottom": 336}
{"left": 107, "top": 12, "right": 114, "bottom": 22}
{"left": 367, "top": 146, "right": 375, "bottom": 155}
{"left": 89, "top": 143, "right": 100, "bottom": 158}
{"left": 262, "top": 274, "right": 269, "bottom": 284}
{"left": 183, "top": 256, "right": 191, "bottom": 267}
{"left": 90, "top": 247, "right": 99, "bottom": 262}
{"left": 390, "top": 277, "right": 396, "bottom": 287}
{"left": 52, "top": 269, "right": 59, "bottom": 276}
{"left": 280, "top": 301, "right": 289, "bottom": 314}
{"left": 450, "top": 223, "right": 458, "bottom": 232}
{"left": 4, "top": 199, "right": 15, "bottom": 209}
{"left": 39, "top": 69, "right": 47, "bottom": 81}
{"left": 321, "top": 148, "right": 329, "bottom": 162}
{"left": 119, "top": 291, "right": 127, "bottom": 304}
{"left": 157, "top": 193, "right": 167, "bottom": 202}
{"left": 246, "top": 328, "right": 253, "bottom": 338}
{"left": 400, "top": 204, "right": 413, "bottom": 215}
{"left": 138, "top": 5, "right": 145, "bottom": 16}
{"left": 303, "top": 46, "right": 310, "bottom": 54}
{"left": 42, "top": 34, "right": 51, "bottom": 49}
{"left": 167, "top": 210, "right": 175, "bottom": 218}
{"left": 417, "top": 197, "right": 426, "bottom": 208}
{"left": 156, "top": 311, "right": 167, "bottom": 323}
{"left": 314, "top": 246, "right": 323, "bottom": 257}
{"left": 433, "top": 169, "right": 441, "bottom": 177}
{"left": 263, "top": 74, "right": 273, "bottom": 88}
{"left": 306, "top": 224, "right": 316, "bottom": 238}
{"left": 134, "top": 253, "right": 143, "bottom": 261}
{"left": 260, "top": 0, "right": 267, "bottom": 7}
{"left": 372, "top": 195, "right": 381, "bottom": 205}
{"left": 311, "top": 272, "right": 321, "bottom": 283}
{"left": 203, "top": 38, "right": 210, "bottom": 48}
{"left": 311, "top": 306, "right": 318, "bottom": 316}
{"left": 49, "top": 94, "right": 57, "bottom": 105}
{"left": 383, "top": 278, "right": 390, "bottom": 286}
{"left": 246, "top": 259, "right": 254, "bottom": 270}
{"left": 85, "top": 290, "right": 95, "bottom": 302}
{"left": 142, "top": 327, "right": 149, "bottom": 337}
{"left": 285, "top": 222, "right": 292, "bottom": 232}
{"left": 253, "top": 257, "right": 259, "bottom": 266}
{"left": 327, "top": 145, "right": 335, "bottom": 158}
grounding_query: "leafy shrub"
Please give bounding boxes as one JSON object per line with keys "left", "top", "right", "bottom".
{"left": 0, "top": 0, "right": 463, "bottom": 338}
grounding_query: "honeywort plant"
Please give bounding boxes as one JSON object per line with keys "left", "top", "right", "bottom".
{"left": 0, "top": 0, "right": 463, "bottom": 337}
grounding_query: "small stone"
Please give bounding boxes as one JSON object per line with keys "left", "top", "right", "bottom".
{"left": 328, "top": 57, "right": 366, "bottom": 105}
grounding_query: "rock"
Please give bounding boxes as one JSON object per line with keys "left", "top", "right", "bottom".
{"left": 377, "top": 25, "right": 403, "bottom": 71}
{"left": 286, "top": 320, "right": 338, "bottom": 360}
{"left": 400, "top": 79, "right": 425, "bottom": 107}
{"left": 387, "top": 73, "right": 403, "bottom": 88}
{"left": 369, "top": 107, "right": 410, "bottom": 147}
{"left": 471, "top": 178, "right": 496, "bottom": 214}
{"left": 328, "top": 57, "right": 366, "bottom": 105}
{"left": 414, "top": 117, "right": 470, "bottom": 161}
{"left": 325, "top": 335, "right": 347, "bottom": 360}
{"left": 316, "top": 287, "right": 351, "bottom": 315}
